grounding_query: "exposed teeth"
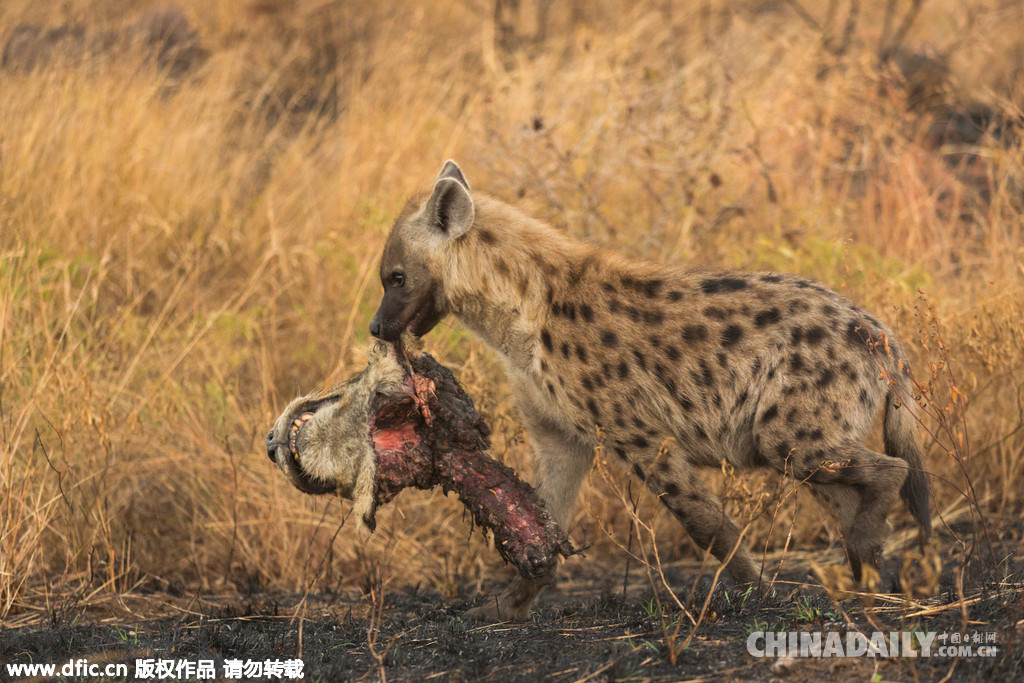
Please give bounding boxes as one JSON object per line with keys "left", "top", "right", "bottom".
{"left": 287, "top": 413, "right": 315, "bottom": 461}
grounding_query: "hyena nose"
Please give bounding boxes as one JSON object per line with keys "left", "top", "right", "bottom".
{"left": 369, "top": 316, "right": 383, "bottom": 339}
{"left": 265, "top": 429, "right": 277, "bottom": 462}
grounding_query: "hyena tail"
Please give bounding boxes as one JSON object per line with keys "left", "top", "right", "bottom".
{"left": 883, "top": 374, "right": 931, "bottom": 540}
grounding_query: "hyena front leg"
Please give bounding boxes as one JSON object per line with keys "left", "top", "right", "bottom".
{"left": 635, "top": 444, "right": 760, "bottom": 584}
{"left": 466, "top": 410, "right": 594, "bottom": 622}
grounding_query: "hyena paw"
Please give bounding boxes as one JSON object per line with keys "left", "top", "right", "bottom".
{"left": 465, "top": 596, "right": 531, "bottom": 622}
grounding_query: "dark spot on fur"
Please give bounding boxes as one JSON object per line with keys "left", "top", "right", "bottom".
{"left": 751, "top": 357, "right": 763, "bottom": 376}
{"left": 678, "top": 394, "right": 694, "bottom": 411}
{"left": 822, "top": 304, "right": 838, "bottom": 318}
{"left": 703, "top": 306, "right": 730, "bottom": 320}
{"left": 587, "top": 398, "right": 601, "bottom": 418}
{"left": 546, "top": 382, "right": 555, "bottom": 394}
{"left": 658, "top": 460, "right": 671, "bottom": 473}
{"left": 790, "top": 353, "right": 804, "bottom": 372}
{"left": 663, "top": 482, "right": 680, "bottom": 497}
{"left": 816, "top": 368, "right": 836, "bottom": 389}
{"left": 632, "top": 435, "right": 650, "bottom": 448}
{"left": 668, "top": 290, "right": 683, "bottom": 301}
{"left": 846, "top": 321, "right": 872, "bottom": 351}
{"left": 760, "top": 404, "right": 779, "bottom": 423}
{"left": 633, "top": 464, "right": 647, "bottom": 480}
{"left": 561, "top": 342, "right": 570, "bottom": 358}
{"left": 716, "top": 352, "right": 728, "bottom": 368}
{"left": 576, "top": 345, "right": 588, "bottom": 363}
{"left": 478, "top": 229, "right": 497, "bottom": 245}
{"left": 754, "top": 308, "right": 781, "bottom": 327}
{"left": 541, "top": 329, "right": 553, "bottom": 352}
{"left": 618, "top": 361, "right": 629, "bottom": 379}
{"left": 760, "top": 274, "right": 784, "bottom": 283}
{"left": 859, "top": 388, "right": 870, "bottom": 406}
{"left": 698, "top": 359, "right": 714, "bottom": 386}
{"left": 580, "top": 304, "right": 595, "bottom": 323}
{"left": 786, "top": 407, "right": 799, "bottom": 424}
{"left": 701, "top": 277, "right": 747, "bottom": 294}
{"left": 804, "top": 326, "right": 827, "bottom": 346}
{"left": 682, "top": 325, "right": 708, "bottom": 343}
{"left": 737, "top": 390, "right": 749, "bottom": 405}
{"left": 694, "top": 425, "right": 709, "bottom": 440}
{"left": 602, "top": 282, "right": 615, "bottom": 293}
{"left": 494, "top": 258, "right": 510, "bottom": 277}
{"left": 666, "top": 345, "right": 680, "bottom": 361}
{"left": 721, "top": 324, "right": 744, "bottom": 347}
{"left": 632, "top": 417, "right": 645, "bottom": 429}
{"left": 632, "top": 349, "right": 647, "bottom": 371}
{"left": 582, "top": 377, "right": 593, "bottom": 391}
{"left": 614, "top": 446, "right": 627, "bottom": 459}
{"left": 809, "top": 429, "right": 823, "bottom": 441}
{"left": 644, "top": 310, "right": 664, "bottom": 325}
{"left": 643, "top": 279, "right": 663, "bottom": 297}
{"left": 601, "top": 330, "right": 618, "bottom": 347}
{"left": 788, "top": 300, "right": 810, "bottom": 314}
{"left": 777, "top": 442, "right": 793, "bottom": 459}
{"left": 790, "top": 327, "right": 803, "bottom": 345}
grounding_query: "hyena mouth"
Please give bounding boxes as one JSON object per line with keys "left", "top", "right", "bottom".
{"left": 276, "top": 397, "right": 342, "bottom": 495}
{"left": 288, "top": 413, "right": 314, "bottom": 461}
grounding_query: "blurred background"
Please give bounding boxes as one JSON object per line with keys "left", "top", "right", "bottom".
{"left": 1, "top": 0, "right": 1021, "bottom": 623}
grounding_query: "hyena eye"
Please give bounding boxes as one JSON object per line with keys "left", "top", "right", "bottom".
{"left": 390, "top": 271, "right": 405, "bottom": 287}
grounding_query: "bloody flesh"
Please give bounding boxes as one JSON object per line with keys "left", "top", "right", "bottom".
{"left": 365, "top": 353, "right": 577, "bottom": 580}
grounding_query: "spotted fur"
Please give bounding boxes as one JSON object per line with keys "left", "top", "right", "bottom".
{"left": 370, "top": 161, "right": 931, "bottom": 620}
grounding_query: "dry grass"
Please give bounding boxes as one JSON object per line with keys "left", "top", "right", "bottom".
{"left": 1, "top": 0, "right": 1022, "bottom": 628}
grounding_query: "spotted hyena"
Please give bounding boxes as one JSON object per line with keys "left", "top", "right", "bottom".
{"left": 369, "top": 161, "right": 931, "bottom": 620}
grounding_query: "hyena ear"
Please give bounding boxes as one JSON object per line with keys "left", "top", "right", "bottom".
{"left": 425, "top": 177, "right": 474, "bottom": 240}
{"left": 436, "top": 159, "right": 470, "bottom": 190}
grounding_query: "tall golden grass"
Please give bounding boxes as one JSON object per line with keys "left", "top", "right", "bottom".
{"left": 1, "top": 0, "right": 1022, "bottom": 621}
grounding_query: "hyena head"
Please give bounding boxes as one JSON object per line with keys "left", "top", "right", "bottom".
{"left": 369, "top": 161, "right": 475, "bottom": 342}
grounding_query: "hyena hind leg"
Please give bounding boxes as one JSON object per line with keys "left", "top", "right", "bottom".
{"left": 652, "top": 469, "right": 761, "bottom": 585}
{"left": 803, "top": 446, "right": 908, "bottom": 583}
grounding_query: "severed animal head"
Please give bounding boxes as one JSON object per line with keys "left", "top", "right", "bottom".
{"left": 265, "top": 339, "right": 411, "bottom": 532}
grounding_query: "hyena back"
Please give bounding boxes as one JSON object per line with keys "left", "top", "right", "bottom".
{"left": 370, "top": 161, "right": 931, "bottom": 620}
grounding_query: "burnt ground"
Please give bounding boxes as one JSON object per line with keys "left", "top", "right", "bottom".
{"left": 3, "top": 529, "right": 1022, "bottom": 683}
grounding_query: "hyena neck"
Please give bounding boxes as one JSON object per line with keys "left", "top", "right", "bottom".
{"left": 443, "top": 195, "right": 587, "bottom": 370}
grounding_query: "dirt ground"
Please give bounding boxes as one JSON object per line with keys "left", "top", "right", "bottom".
{"left": 3, "top": 529, "right": 1021, "bottom": 683}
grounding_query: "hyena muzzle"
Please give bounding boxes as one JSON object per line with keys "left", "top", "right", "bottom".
{"left": 368, "top": 160, "right": 931, "bottom": 620}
